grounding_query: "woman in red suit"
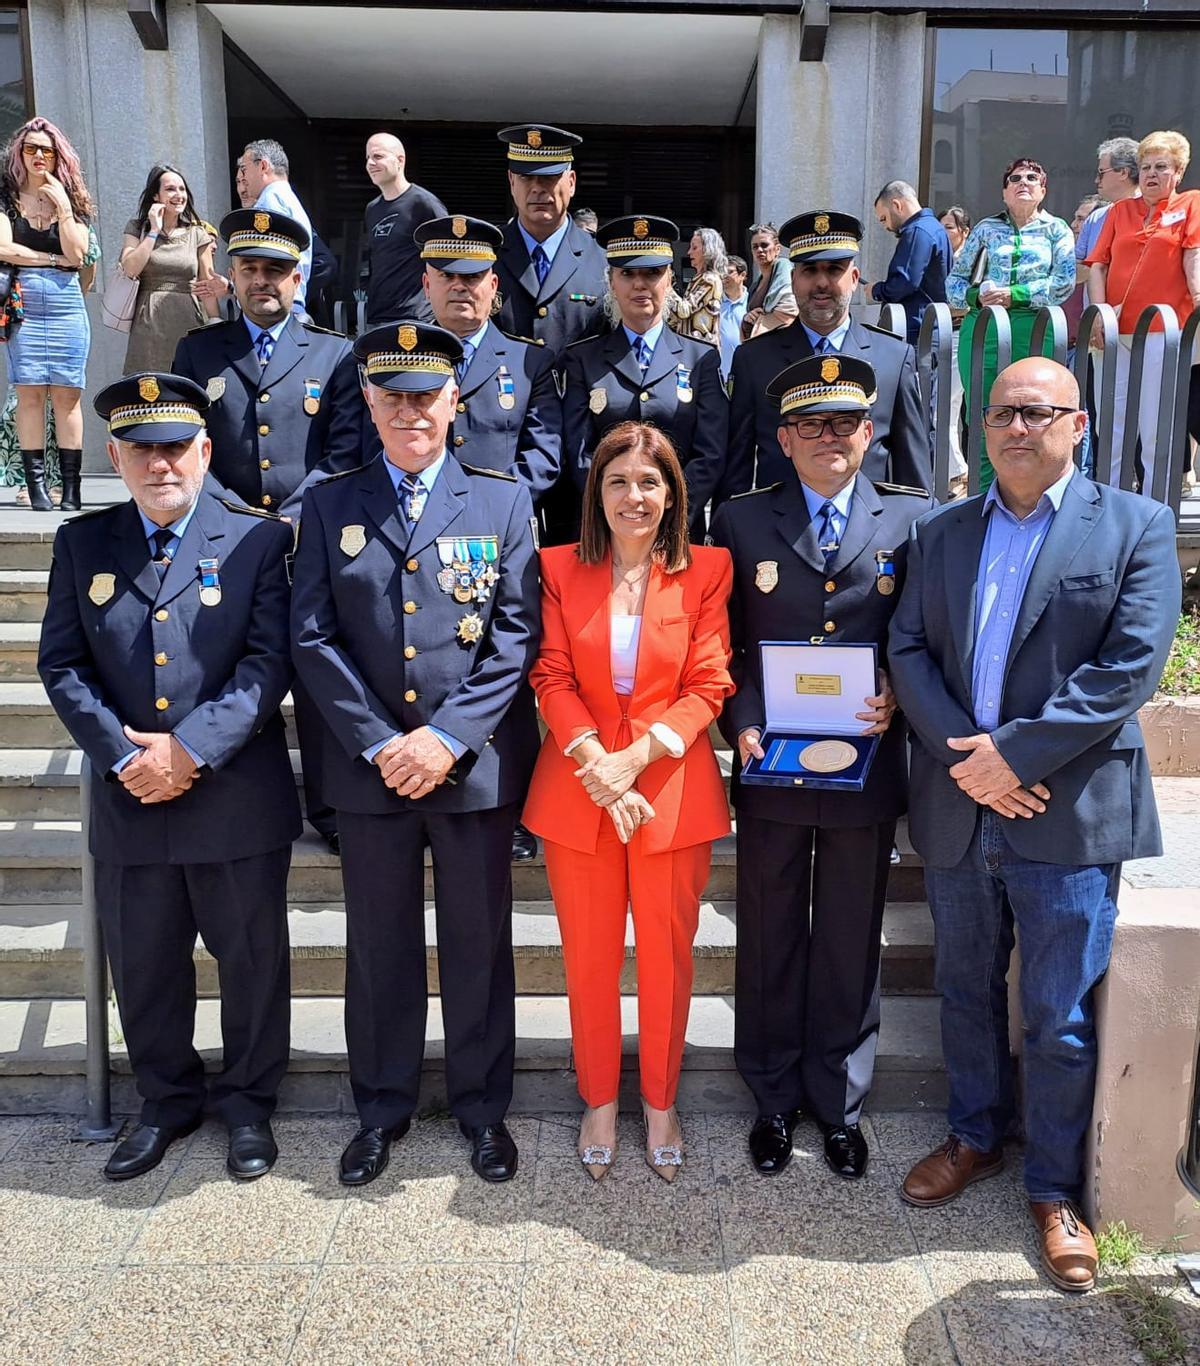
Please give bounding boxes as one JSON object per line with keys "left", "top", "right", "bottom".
{"left": 523, "top": 420, "right": 734, "bottom": 1181}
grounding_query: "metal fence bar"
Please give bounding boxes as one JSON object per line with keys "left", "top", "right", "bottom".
{"left": 1075, "top": 304, "right": 1120, "bottom": 486}
{"left": 1164, "top": 307, "right": 1200, "bottom": 519}
{"left": 1028, "top": 305, "right": 1069, "bottom": 366}
{"left": 76, "top": 761, "right": 118, "bottom": 1142}
{"left": 965, "top": 304, "right": 1012, "bottom": 495}
{"left": 916, "top": 302, "right": 954, "bottom": 504}
{"left": 1120, "top": 304, "right": 1180, "bottom": 494}
{"left": 876, "top": 302, "right": 908, "bottom": 341}
{"left": 333, "top": 299, "right": 346, "bottom": 334}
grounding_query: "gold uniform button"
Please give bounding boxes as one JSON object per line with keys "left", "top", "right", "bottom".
{"left": 154, "top": 652, "right": 168, "bottom": 666}
{"left": 824, "top": 580, "right": 836, "bottom": 593}
{"left": 453, "top": 435, "right": 464, "bottom": 447}
{"left": 259, "top": 393, "right": 269, "bottom": 403}
{"left": 824, "top": 620, "right": 836, "bottom": 633}
{"left": 537, "top": 306, "right": 548, "bottom": 317}
{"left": 260, "top": 459, "right": 271, "bottom": 470}
{"left": 154, "top": 609, "right": 169, "bottom": 622}
{"left": 535, "top": 338, "right": 545, "bottom": 346}
{"left": 403, "top": 645, "right": 418, "bottom": 660}
{"left": 403, "top": 689, "right": 418, "bottom": 703}
{"left": 406, "top": 558, "right": 419, "bottom": 572}
{"left": 258, "top": 424, "right": 270, "bottom": 436}
{"left": 639, "top": 391, "right": 650, "bottom": 402}
{"left": 155, "top": 697, "right": 169, "bottom": 711}
{"left": 456, "top": 402, "right": 466, "bottom": 414}
{"left": 261, "top": 495, "right": 273, "bottom": 507}
{"left": 403, "top": 600, "right": 417, "bottom": 615}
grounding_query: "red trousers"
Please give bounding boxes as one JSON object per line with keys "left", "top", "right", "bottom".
{"left": 544, "top": 819, "right": 711, "bottom": 1110}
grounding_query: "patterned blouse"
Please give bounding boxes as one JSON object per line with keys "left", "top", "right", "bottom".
{"left": 946, "top": 209, "right": 1076, "bottom": 311}
{"left": 668, "top": 270, "right": 722, "bottom": 345}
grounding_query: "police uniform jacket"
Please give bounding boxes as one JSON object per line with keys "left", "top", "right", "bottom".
{"left": 172, "top": 314, "right": 365, "bottom": 514}
{"left": 449, "top": 321, "right": 563, "bottom": 501}
{"left": 291, "top": 454, "right": 542, "bottom": 815}
{"left": 709, "top": 475, "right": 933, "bottom": 828}
{"left": 563, "top": 326, "right": 728, "bottom": 517}
{"left": 37, "top": 492, "right": 301, "bottom": 864}
{"left": 495, "top": 220, "right": 609, "bottom": 360}
{"left": 723, "top": 318, "right": 931, "bottom": 499}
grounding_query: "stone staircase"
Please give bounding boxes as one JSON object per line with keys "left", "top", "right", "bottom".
{"left": 0, "top": 479, "right": 946, "bottom": 1115}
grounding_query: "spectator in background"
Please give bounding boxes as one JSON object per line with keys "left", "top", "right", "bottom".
{"left": 741, "top": 222, "right": 797, "bottom": 339}
{"left": 719, "top": 253, "right": 748, "bottom": 382}
{"left": 947, "top": 158, "right": 1076, "bottom": 489}
{"left": 1064, "top": 194, "right": 1106, "bottom": 477}
{"left": 573, "top": 207, "right": 598, "bottom": 234}
{"left": 235, "top": 140, "right": 314, "bottom": 317}
{"left": 939, "top": 206, "right": 972, "bottom": 493}
{"left": 363, "top": 132, "right": 446, "bottom": 324}
{"left": 864, "top": 179, "right": 952, "bottom": 344}
{"left": 1089, "top": 129, "right": 1200, "bottom": 497}
{"left": 1076, "top": 137, "right": 1140, "bottom": 303}
{"left": 668, "top": 225, "right": 725, "bottom": 346}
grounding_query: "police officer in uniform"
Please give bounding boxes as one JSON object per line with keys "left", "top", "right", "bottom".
{"left": 38, "top": 374, "right": 300, "bottom": 1182}
{"left": 415, "top": 214, "right": 562, "bottom": 505}
{"left": 291, "top": 323, "right": 541, "bottom": 1186}
{"left": 709, "top": 355, "right": 932, "bottom": 1180}
{"left": 172, "top": 208, "right": 365, "bottom": 518}
{"left": 563, "top": 215, "right": 727, "bottom": 540}
{"left": 723, "top": 212, "right": 931, "bottom": 499}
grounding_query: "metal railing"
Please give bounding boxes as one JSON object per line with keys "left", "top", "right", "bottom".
{"left": 76, "top": 761, "right": 119, "bottom": 1142}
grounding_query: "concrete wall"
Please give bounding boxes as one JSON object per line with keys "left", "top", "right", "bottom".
{"left": 25, "top": 0, "right": 231, "bottom": 465}
{"left": 755, "top": 11, "right": 927, "bottom": 293}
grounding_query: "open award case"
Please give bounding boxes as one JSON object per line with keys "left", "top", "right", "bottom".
{"left": 740, "top": 642, "right": 880, "bottom": 792}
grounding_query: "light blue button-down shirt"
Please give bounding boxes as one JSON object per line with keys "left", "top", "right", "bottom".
{"left": 243, "top": 315, "right": 289, "bottom": 357}
{"left": 518, "top": 218, "right": 570, "bottom": 269}
{"left": 363, "top": 452, "right": 467, "bottom": 765}
{"left": 800, "top": 476, "right": 857, "bottom": 553}
{"left": 801, "top": 316, "right": 852, "bottom": 354}
{"left": 719, "top": 291, "right": 747, "bottom": 381}
{"left": 971, "top": 467, "right": 1074, "bottom": 731}
{"left": 456, "top": 319, "right": 490, "bottom": 377}
{"left": 621, "top": 319, "right": 664, "bottom": 362}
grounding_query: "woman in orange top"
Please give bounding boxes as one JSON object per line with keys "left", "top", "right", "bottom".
{"left": 1088, "top": 129, "right": 1200, "bottom": 495}
{"left": 523, "top": 421, "right": 734, "bottom": 1182}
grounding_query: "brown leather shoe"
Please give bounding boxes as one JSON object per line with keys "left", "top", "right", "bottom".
{"left": 1030, "top": 1200, "right": 1097, "bottom": 1292}
{"left": 901, "top": 1134, "right": 1004, "bottom": 1207}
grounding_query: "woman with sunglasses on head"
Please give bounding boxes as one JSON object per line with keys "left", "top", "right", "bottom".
{"left": 0, "top": 117, "right": 93, "bottom": 511}
{"left": 741, "top": 222, "right": 798, "bottom": 340}
{"left": 946, "top": 159, "right": 1075, "bottom": 489}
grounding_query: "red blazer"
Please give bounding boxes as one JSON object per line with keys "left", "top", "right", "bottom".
{"left": 522, "top": 543, "right": 734, "bottom": 855}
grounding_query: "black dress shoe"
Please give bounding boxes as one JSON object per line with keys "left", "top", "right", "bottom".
{"left": 321, "top": 831, "right": 341, "bottom": 857}
{"left": 226, "top": 1120, "right": 278, "bottom": 1180}
{"left": 103, "top": 1117, "right": 201, "bottom": 1180}
{"left": 461, "top": 1120, "right": 518, "bottom": 1182}
{"left": 511, "top": 823, "right": 537, "bottom": 863}
{"left": 748, "top": 1111, "right": 800, "bottom": 1175}
{"left": 339, "top": 1120, "right": 411, "bottom": 1186}
{"left": 821, "top": 1122, "right": 869, "bottom": 1179}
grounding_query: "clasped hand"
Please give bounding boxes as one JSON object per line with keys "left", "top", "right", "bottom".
{"left": 374, "top": 726, "right": 455, "bottom": 800}
{"left": 947, "top": 732, "right": 1051, "bottom": 819}
{"left": 573, "top": 748, "right": 644, "bottom": 807}
{"left": 118, "top": 726, "right": 199, "bottom": 804}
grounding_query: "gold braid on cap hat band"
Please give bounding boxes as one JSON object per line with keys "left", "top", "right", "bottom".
{"left": 226, "top": 230, "right": 303, "bottom": 259}
{"left": 364, "top": 352, "right": 455, "bottom": 378}
{"left": 604, "top": 238, "right": 674, "bottom": 260}
{"left": 108, "top": 403, "right": 203, "bottom": 432}
{"left": 788, "top": 232, "right": 860, "bottom": 258}
{"left": 779, "top": 381, "right": 875, "bottom": 416}
{"left": 419, "top": 240, "right": 497, "bottom": 263}
{"left": 507, "top": 143, "right": 573, "bottom": 164}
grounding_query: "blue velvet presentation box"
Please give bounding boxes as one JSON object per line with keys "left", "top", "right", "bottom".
{"left": 740, "top": 642, "right": 880, "bottom": 792}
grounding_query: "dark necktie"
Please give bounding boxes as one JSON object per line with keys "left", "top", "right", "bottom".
{"left": 632, "top": 335, "right": 651, "bottom": 371}
{"left": 255, "top": 330, "right": 275, "bottom": 367}
{"left": 399, "top": 474, "right": 426, "bottom": 528}
{"left": 817, "top": 501, "right": 840, "bottom": 569}
{"left": 815, "top": 335, "right": 834, "bottom": 356}
{"left": 455, "top": 341, "right": 474, "bottom": 385}
{"left": 531, "top": 244, "right": 550, "bottom": 286}
{"left": 151, "top": 528, "right": 174, "bottom": 582}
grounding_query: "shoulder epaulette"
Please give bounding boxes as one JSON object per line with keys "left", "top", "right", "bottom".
{"left": 61, "top": 503, "right": 113, "bottom": 524}
{"left": 564, "top": 334, "right": 598, "bottom": 350}
{"left": 497, "top": 329, "right": 536, "bottom": 345}
{"left": 220, "top": 497, "right": 283, "bottom": 520}
{"left": 874, "top": 480, "right": 931, "bottom": 498}
{"left": 461, "top": 463, "right": 518, "bottom": 482}
{"left": 314, "top": 462, "right": 372, "bottom": 485}
{"left": 730, "top": 482, "right": 782, "bottom": 500}
{"left": 860, "top": 321, "right": 907, "bottom": 339}
{"left": 301, "top": 321, "right": 347, "bottom": 338}
{"left": 185, "top": 318, "right": 230, "bottom": 335}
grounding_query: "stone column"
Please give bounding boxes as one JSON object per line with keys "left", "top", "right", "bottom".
{"left": 25, "top": 0, "right": 231, "bottom": 463}
{"left": 755, "top": 10, "right": 927, "bottom": 294}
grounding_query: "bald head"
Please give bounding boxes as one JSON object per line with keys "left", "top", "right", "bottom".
{"left": 991, "top": 357, "right": 1080, "bottom": 409}
{"left": 366, "top": 133, "right": 408, "bottom": 195}
{"left": 984, "top": 358, "right": 1085, "bottom": 514}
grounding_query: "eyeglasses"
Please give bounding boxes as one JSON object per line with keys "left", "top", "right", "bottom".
{"left": 982, "top": 404, "right": 1076, "bottom": 429}
{"left": 22, "top": 143, "right": 55, "bottom": 158}
{"left": 1006, "top": 172, "right": 1042, "bottom": 185}
{"left": 784, "top": 413, "right": 865, "bottom": 438}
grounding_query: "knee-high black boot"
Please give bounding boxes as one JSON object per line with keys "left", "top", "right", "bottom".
{"left": 20, "top": 449, "right": 52, "bottom": 511}
{"left": 58, "top": 447, "right": 82, "bottom": 511}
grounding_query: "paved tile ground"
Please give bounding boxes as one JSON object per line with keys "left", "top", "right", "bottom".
{"left": 0, "top": 1109, "right": 1195, "bottom": 1364}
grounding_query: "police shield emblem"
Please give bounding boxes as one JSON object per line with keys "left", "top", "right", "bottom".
{"left": 340, "top": 525, "right": 367, "bottom": 558}
{"left": 451, "top": 216, "right": 468, "bottom": 239}
{"left": 814, "top": 214, "right": 830, "bottom": 235}
{"left": 253, "top": 211, "right": 270, "bottom": 233}
{"left": 206, "top": 376, "right": 226, "bottom": 402}
{"left": 589, "top": 387, "right": 607, "bottom": 414}
{"left": 138, "top": 376, "right": 160, "bottom": 403}
{"left": 820, "top": 357, "right": 840, "bottom": 383}
{"left": 755, "top": 561, "right": 779, "bottom": 594}
{"left": 633, "top": 218, "right": 649, "bottom": 239}
{"left": 397, "top": 325, "right": 418, "bottom": 352}
{"left": 88, "top": 573, "right": 115, "bottom": 606}
{"left": 527, "top": 129, "right": 542, "bottom": 148}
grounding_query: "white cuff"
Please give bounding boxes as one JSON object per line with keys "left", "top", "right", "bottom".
{"left": 649, "top": 722, "right": 686, "bottom": 759}
{"left": 563, "top": 729, "right": 598, "bottom": 757}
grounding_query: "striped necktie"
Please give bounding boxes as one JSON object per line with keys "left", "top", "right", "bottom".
{"left": 399, "top": 474, "right": 426, "bottom": 527}
{"left": 150, "top": 528, "right": 174, "bottom": 582}
{"left": 817, "top": 501, "right": 840, "bottom": 569}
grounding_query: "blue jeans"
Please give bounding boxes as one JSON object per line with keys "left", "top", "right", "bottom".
{"left": 924, "top": 810, "right": 1119, "bottom": 1202}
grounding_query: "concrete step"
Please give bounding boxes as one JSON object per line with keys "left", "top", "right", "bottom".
{"left": 0, "top": 623, "right": 40, "bottom": 681}
{"left": 0, "top": 570, "right": 48, "bottom": 623}
{"left": 0, "top": 991, "right": 947, "bottom": 1115}
{"left": 0, "top": 899, "right": 937, "bottom": 1000}
{"left": 0, "top": 821, "right": 928, "bottom": 906}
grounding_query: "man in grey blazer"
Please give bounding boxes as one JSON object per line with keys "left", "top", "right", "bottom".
{"left": 888, "top": 357, "right": 1179, "bottom": 1295}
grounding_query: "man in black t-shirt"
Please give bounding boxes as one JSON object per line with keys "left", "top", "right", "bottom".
{"left": 363, "top": 133, "right": 447, "bottom": 323}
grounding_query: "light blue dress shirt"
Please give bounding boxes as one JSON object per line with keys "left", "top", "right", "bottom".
{"left": 800, "top": 316, "right": 852, "bottom": 353}
{"left": 719, "top": 291, "right": 747, "bottom": 381}
{"left": 621, "top": 319, "right": 664, "bottom": 361}
{"left": 456, "top": 319, "right": 490, "bottom": 377}
{"left": 254, "top": 180, "right": 313, "bottom": 309}
{"left": 243, "top": 315, "right": 289, "bottom": 356}
{"left": 971, "top": 467, "right": 1074, "bottom": 731}
{"left": 800, "top": 476, "right": 857, "bottom": 552}
{"left": 362, "top": 452, "right": 467, "bottom": 766}
{"left": 518, "top": 218, "right": 570, "bottom": 269}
